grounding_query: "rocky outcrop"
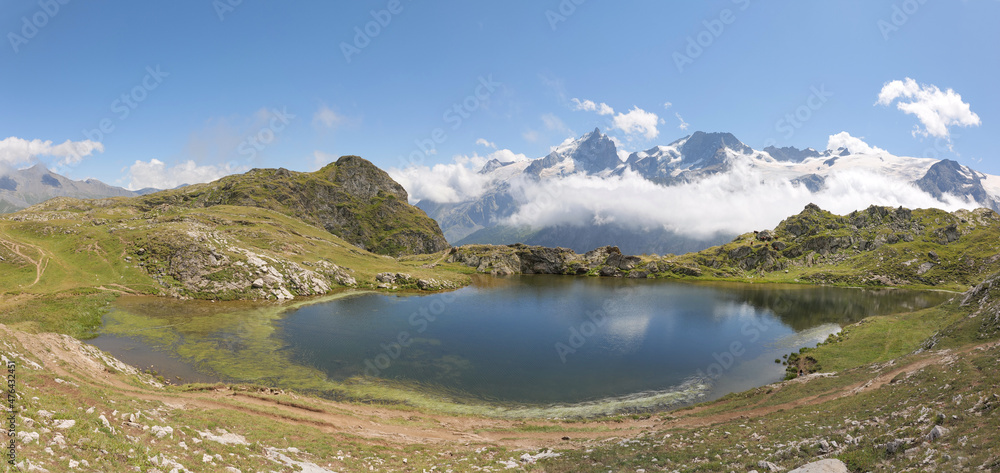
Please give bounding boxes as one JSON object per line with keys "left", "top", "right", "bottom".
{"left": 131, "top": 226, "right": 357, "bottom": 301}
{"left": 447, "top": 244, "right": 701, "bottom": 279}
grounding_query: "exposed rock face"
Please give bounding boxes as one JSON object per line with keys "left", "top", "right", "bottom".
{"left": 137, "top": 156, "right": 449, "bottom": 256}
{"left": 131, "top": 226, "right": 357, "bottom": 301}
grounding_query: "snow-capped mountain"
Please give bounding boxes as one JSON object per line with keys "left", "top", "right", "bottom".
{"left": 0, "top": 164, "right": 156, "bottom": 213}
{"left": 414, "top": 129, "right": 999, "bottom": 255}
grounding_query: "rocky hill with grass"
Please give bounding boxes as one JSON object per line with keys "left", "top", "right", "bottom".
{"left": 136, "top": 155, "right": 449, "bottom": 256}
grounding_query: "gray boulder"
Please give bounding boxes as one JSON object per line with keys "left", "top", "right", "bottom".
{"left": 789, "top": 459, "right": 848, "bottom": 473}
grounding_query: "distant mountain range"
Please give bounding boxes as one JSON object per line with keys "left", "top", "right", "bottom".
{"left": 0, "top": 164, "right": 159, "bottom": 213}
{"left": 416, "top": 129, "right": 1000, "bottom": 255}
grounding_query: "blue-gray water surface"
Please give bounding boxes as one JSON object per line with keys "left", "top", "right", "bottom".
{"left": 273, "top": 276, "right": 949, "bottom": 405}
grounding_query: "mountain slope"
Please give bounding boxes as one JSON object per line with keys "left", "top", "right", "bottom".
{"left": 0, "top": 164, "right": 141, "bottom": 213}
{"left": 136, "top": 155, "right": 449, "bottom": 256}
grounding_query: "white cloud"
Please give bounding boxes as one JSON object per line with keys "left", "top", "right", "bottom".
{"left": 876, "top": 78, "right": 981, "bottom": 139}
{"left": 475, "top": 138, "right": 497, "bottom": 149}
{"left": 663, "top": 102, "right": 673, "bottom": 110}
{"left": 571, "top": 98, "right": 614, "bottom": 116}
{"left": 541, "top": 113, "right": 573, "bottom": 135}
{"left": 0, "top": 137, "right": 104, "bottom": 166}
{"left": 611, "top": 107, "right": 661, "bottom": 140}
{"left": 389, "top": 149, "right": 528, "bottom": 204}
{"left": 126, "top": 159, "right": 246, "bottom": 190}
{"left": 675, "top": 112, "right": 690, "bottom": 131}
{"left": 826, "top": 131, "right": 888, "bottom": 155}
{"left": 312, "top": 104, "right": 345, "bottom": 129}
{"left": 501, "top": 161, "right": 975, "bottom": 239}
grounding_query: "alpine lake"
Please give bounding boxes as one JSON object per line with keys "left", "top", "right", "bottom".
{"left": 92, "top": 275, "right": 951, "bottom": 418}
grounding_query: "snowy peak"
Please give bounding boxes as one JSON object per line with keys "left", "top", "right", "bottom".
{"left": 764, "top": 145, "right": 822, "bottom": 162}
{"left": 478, "top": 158, "right": 514, "bottom": 174}
{"left": 621, "top": 131, "right": 753, "bottom": 185}
{"left": 679, "top": 131, "right": 752, "bottom": 163}
{"left": 525, "top": 127, "right": 620, "bottom": 177}
{"left": 916, "top": 159, "right": 997, "bottom": 210}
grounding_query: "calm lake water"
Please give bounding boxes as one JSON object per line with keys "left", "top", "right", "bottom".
{"left": 92, "top": 276, "right": 951, "bottom": 413}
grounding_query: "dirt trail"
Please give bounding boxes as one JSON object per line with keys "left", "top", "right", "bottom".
{"left": 0, "top": 236, "right": 49, "bottom": 287}
{"left": 5, "top": 323, "right": 994, "bottom": 450}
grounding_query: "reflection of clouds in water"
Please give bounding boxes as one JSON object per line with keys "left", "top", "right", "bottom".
{"left": 603, "top": 312, "right": 654, "bottom": 354}
{"left": 600, "top": 288, "right": 657, "bottom": 354}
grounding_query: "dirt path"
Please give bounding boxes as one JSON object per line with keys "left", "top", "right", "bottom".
{"left": 6, "top": 323, "right": 994, "bottom": 451}
{"left": 0, "top": 236, "right": 49, "bottom": 287}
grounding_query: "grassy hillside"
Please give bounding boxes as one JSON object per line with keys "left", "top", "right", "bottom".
{"left": 0, "top": 197, "right": 469, "bottom": 338}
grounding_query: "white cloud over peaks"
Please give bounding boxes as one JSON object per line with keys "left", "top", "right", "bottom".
{"left": 475, "top": 138, "right": 497, "bottom": 149}
{"left": 571, "top": 98, "right": 614, "bottom": 115}
{"left": 126, "top": 159, "right": 247, "bottom": 191}
{"left": 877, "top": 78, "right": 981, "bottom": 139}
{"left": 826, "top": 132, "right": 888, "bottom": 155}
{"left": 389, "top": 149, "right": 529, "bottom": 204}
{"left": 0, "top": 137, "right": 104, "bottom": 166}
{"left": 675, "top": 113, "right": 690, "bottom": 131}
{"left": 501, "top": 160, "right": 975, "bottom": 239}
{"left": 612, "top": 106, "right": 661, "bottom": 140}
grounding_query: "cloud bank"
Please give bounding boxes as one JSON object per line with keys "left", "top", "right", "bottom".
{"left": 389, "top": 148, "right": 529, "bottom": 204}
{"left": 0, "top": 137, "right": 104, "bottom": 167}
{"left": 501, "top": 162, "right": 975, "bottom": 239}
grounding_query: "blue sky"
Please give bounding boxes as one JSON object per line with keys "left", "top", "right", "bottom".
{"left": 1, "top": 0, "right": 997, "bottom": 189}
